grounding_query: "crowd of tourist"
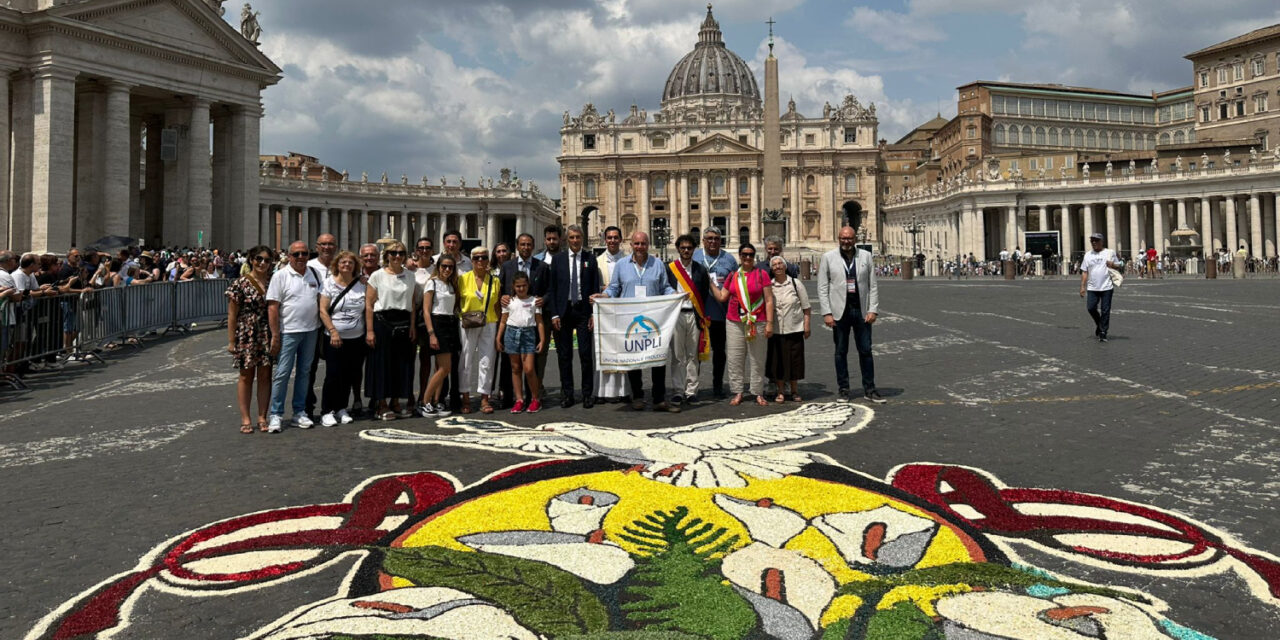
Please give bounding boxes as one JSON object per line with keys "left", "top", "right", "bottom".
{"left": 224, "top": 224, "right": 885, "bottom": 434}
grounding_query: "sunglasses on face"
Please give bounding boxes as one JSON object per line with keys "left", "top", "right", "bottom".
{"left": 290, "top": 251, "right": 308, "bottom": 258}
{"left": 417, "top": 246, "right": 432, "bottom": 252}
{"left": 473, "top": 255, "right": 489, "bottom": 261}
{"left": 740, "top": 252, "right": 756, "bottom": 259}
{"left": 252, "top": 256, "right": 271, "bottom": 263}
{"left": 439, "top": 264, "right": 455, "bottom": 270}
{"left": 386, "top": 251, "right": 406, "bottom": 257}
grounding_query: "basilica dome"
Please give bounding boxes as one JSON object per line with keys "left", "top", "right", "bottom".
{"left": 661, "top": 4, "right": 761, "bottom": 110}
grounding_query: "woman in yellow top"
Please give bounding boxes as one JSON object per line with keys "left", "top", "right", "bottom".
{"left": 457, "top": 246, "right": 502, "bottom": 414}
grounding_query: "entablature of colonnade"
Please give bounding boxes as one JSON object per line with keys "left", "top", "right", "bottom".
{"left": 0, "top": 0, "right": 281, "bottom": 102}
{"left": 259, "top": 174, "right": 559, "bottom": 219}
{"left": 884, "top": 158, "right": 1280, "bottom": 214}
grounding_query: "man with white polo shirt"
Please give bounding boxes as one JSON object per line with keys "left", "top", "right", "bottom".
{"left": 1080, "top": 232, "right": 1121, "bottom": 343}
{"left": 266, "top": 241, "right": 323, "bottom": 432}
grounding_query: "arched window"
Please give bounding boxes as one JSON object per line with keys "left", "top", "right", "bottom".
{"left": 1022, "top": 126, "right": 1033, "bottom": 143}
{"left": 1035, "top": 127, "right": 1046, "bottom": 145}
{"left": 1159, "top": 132, "right": 1170, "bottom": 146}
{"left": 712, "top": 174, "right": 726, "bottom": 195}
{"left": 1086, "top": 130, "right": 1097, "bottom": 147}
{"left": 1008, "top": 126, "right": 1019, "bottom": 144}
{"left": 738, "top": 177, "right": 749, "bottom": 195}
{"left": 584, "top": 178, "right": 597, "bottom": 199}
{"left": 1110, "top": 132, "right": 1121, "bottom": 149}
{"left": 1074, "top": 129, "right": 1084, "bottom": 147}
{"left": 805, "top": 175, "right": 816, "bottom": 193}
{"left": 1173, "top": 130, "right": 1186, "bottom": 144}
{"left": 652, "top": 176, "right": 666, "bottom": 197}
{"left": 624, "top": 179, "right": 634, "bottom": 198}
{"left": 1048, "top": 128, "right": 1059, "bottom": 146}
{"left": 1123, "top": 132, "right": 1134, "bottom": 150}
{"left": 994, "top": 124, "right": 1006, "bottom": 144}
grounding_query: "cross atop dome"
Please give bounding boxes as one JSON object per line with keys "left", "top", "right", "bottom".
{"left": 697, "top": 3, "right": 723, "bottom": 46}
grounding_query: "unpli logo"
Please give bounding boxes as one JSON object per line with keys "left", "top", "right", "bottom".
{"left": 623, "top": 315, "right": 661, "bottom": 352}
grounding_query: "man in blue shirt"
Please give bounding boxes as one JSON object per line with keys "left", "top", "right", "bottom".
{"left": 595, "top": 231, "right": 679, "bottom": 412}
{"left": 690, "top": 227, "right": 737, "bottom": 399}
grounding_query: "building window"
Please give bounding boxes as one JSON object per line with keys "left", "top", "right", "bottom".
{"left": 1235, "top": 101, "right": 1245, "bottom": 117}
{"left": 738, "top": 134, "right": 748, "bottom": 144}
{"left": 652, "top": 177, "right": 666, "bottom": 197}
{"left": 1199, "top": 71, "right": 1209, "bottom": 87}
{"left": 1035, "top": 127, "right": 1046, "bottom": 145}
{"left": 584, "top": 178, "right": 597, "bottom": 199}
{"left": 1010, "top": 160, "right": 1019, "bottom": 171}
{"left": 966, "top": 126, "right": 976, "bottom": 139}
{"left": 1201, "top": 106, "right": 1211, "bottom": 122}
{"left": 1234, "top": 63, "right": 1244, "bottom": 81}
{"left": 689, "top": 136, "right": 698, "bottom": 145}
{"left": 712, "top": 175, "right": 725, "bottom": 195}
{"left": 844, "top": 127, "right": 857, "bottom": 143}
{"left": 1048, "top": 128, "right": 1059, "bottom": 146}
{"left": 583, "top": 134, "right": 596, "bottom": 150}
{"left": 1255, "top": 94, "right": 1268, "bottom": 112}
{"left": 968, "top": 146, "right": 976, "bottom": 156}
{"left": 994, "top": 124, "right": 1006, "bottom": 144}
{"left": 1120, "top": 106, "right": 1131, "bottom": 122}
{"left": 652, "top": 135, "right": 666, "bottom": 148}
{"left": 1253, "top": 59, "right": 1265, "bottom": 76}
{"left": 738, "top": 177, "right": 749, "bottom": 196}
{"left": 1124, "top": 132, "right": 1134, "bottom": 150}
{"left": 1084, "top": 103, "right": 1095, "bottom": 120}
{"left": 1020, "top": 98, "right": 1032, "bottom": 115}
{"left": 1173, "top": 130, "right": 1186, "bottom": 144}
{"left": 844, "top": 174, "right": 857, "bottom": 191}
{"left": 623, "top": 138, "right": 633, "bottom": 150}
{"left": 805, "top": 175, "right": 816, "bottom": 193}
{"left": 1009, "top": 126, "right": 1019, "bottom": 144}
{"left": 804, "top": 133, "right": 815, "bottom": 145}
{"left": 1219, "top": 103, "right": 1229, "bottom": 119}
{"left": 1030, "top": 158, "right": 1038, "bottom": 170}
{"left": 688, "top": 179, "right": 698, "bottom": 197}
{"left": 993, "top": 95, "right": 1005, "bottom": 114}
{"left": 1086, "top": 130, "right": 1096, "bottom": 147}
{"left": 1045, "top": 157, "right": 1054, "bottom": 170}
{"left": 1033, "top": 99, "right": 1045, "bottom": 116}
{"left": 1218, "top": 67, "right": 1229, "bottom": 83}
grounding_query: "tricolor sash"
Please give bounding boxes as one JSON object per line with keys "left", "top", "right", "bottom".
{"left": 669, "top": 260, "right": 710, "bottom": 361}
{"left": 734, "top": 268, "right": 764, "bottom": 341}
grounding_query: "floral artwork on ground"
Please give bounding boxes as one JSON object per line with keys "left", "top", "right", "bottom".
{"left": 25, "top": 404, "right": 1280, "bottom": 640}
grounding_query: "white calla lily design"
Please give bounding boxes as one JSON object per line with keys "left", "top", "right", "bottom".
{"left": 935, "top": 592, "right": 1176, "bottom": 639}
{"left": 251, "top": 587, "right": 537, "bottom": 640}
{"left": 713, "top": 494, "right": 807, "bottom": 547}
{"left": 457, "top": 488, "right": 635, "bottom": 584}
{"left": 812, "top": 505, "right": 939, "bottom": 570}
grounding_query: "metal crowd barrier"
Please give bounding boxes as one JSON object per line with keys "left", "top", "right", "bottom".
{"left": 1, "top": 280, "right": 231, "bottom": 385}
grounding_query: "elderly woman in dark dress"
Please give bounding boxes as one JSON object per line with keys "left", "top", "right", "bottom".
{"left": 226, "top": 245, "right": 275, "bottom": 433}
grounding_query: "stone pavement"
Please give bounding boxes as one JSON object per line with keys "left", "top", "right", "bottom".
{"left": 2, "top": 277, "right": 1278, "bottom": 639}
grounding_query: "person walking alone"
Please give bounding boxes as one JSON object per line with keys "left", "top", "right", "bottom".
{"left": 1080, "top": 232, "right": 1121, "bottom": 342}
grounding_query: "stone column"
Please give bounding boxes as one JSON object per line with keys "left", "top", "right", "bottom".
{"left": 1176, "top": 199, "right": 1188, "bottom": 230}
{"left": 1128, "top": 202, "right": 1142, "bottom": 258}
{"left": 1152, "top": 201, "right": 1165, "bottom": 253}
{"left": 1105, "top": 203, "right": 1117, "bottom": 252}
{"left": 29, "top": 67, "right": 78, "bottom": 253}
{"left": 187, "top": 98, "right": 212, "bottom": 248}
{"left": 74, "top": 86, "right": 105, "bottom": 248}
{"left": 0, "top": 71, "right": 10, "bottom": 247}
{"left": 228, "top": 104, "right": 262, "bottom": 251}
{"left": 1081, "top": 204, "right": 1094, "bottom": 245}
{"left": 211, "top": 111, "right": 231, "bottom": 247}
{"left": 129, "top": 115, "right": 144, "bottom": 239}
{"left": 788, "top": 170, "right": 800, "bottom": 238}
{"left": 1037, "top": 205, "right": 1047, "bottom": 232}
{"left": 8, "top": 72, "right": 33, "bottom": 251}
{"left": 100, "top": 82, "right": 132, "bottom": 240}
{"left": 675, "top": 172, "right": 687, "bottom": 234}
{"left": 1060, "top": 204, "right": 1073, "bottom": 271}
{"left": 1267, "top": 194, "right": 1278, "bottom": 259}
{"left": 338, "top": 209, "right": 350, "bottom": 250}
{"left": 1249, "top": 194, "right": 1262, "bottom": 257}
{"left": 258, "top": 203, "right": 270, "bottom": 245}
{"left": 638, "top": 175, "right": 650, "bottom": 236}
{"left": 1014, "top": 205, "right": 1025, "bottom": 250}
{"left": 728, "top": 170, "right": 739, "bottom": 244}
{"left": 377, "top": 211, "right": 387, "bottom": 242}
{"left": 1199, "top": 197, "right": 1213, "bottom": 254}
{"left": 143, "top": 115, "right": 163, "bottom": 246}
{"left": 788, "top": 171, "right": 801, "bottom": 244}
{"left": 1224, "top": 196, "right": 1237, "bottom": 253}
{"left": 699, "top": 172, "right": 710, "bottom": 232}
{"left": 161, "top": 105, "right": 189, "bottom": 246}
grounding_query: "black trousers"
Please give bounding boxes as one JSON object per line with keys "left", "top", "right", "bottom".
{"left": 557, "top": 301, "right": 594, "bottom": 399}
{"left": 628, "top": 366, "right": 667, "bottom": 403}
{"left": 321, "top": 337, "right": 367, "bottom": 414}
{"left": 709, "top": 320, "right": 727, "bottom": 391}
{"left": 366, "top": 315, "right": 414, "bottom": 402}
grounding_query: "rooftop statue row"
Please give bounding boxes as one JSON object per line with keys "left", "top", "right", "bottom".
{"left": 562, "top": 94, "right": 876, "bottom": 131}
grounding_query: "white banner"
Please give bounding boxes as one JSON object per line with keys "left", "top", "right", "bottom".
{"left": 593, "top": 293, "right": 687, "bottom": 371}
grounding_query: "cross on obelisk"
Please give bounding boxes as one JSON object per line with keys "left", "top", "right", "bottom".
{"left": 766, "top": 17, "right": 776, "bottom": 53}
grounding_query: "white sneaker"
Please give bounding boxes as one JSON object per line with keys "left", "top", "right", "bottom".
{"left": 267, "top": 415, "right": 283, "bottom": 433}
{"left": 294, "top": 414, "right": 314, "bottom": 429}
{"left": 320, "top": 412, "right": 338, "bottom": 427}
{"left": 337, "top": 409, "right": 353, "bottom": 424}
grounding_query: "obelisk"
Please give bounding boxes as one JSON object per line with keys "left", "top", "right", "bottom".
{"left": 761, "top": 19, "right": 783, "bottom": 237}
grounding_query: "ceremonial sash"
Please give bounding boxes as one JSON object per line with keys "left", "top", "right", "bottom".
{"left": 669, "top": 260, "right": 710, "bottom": 361}
{"left": 734, "top": 268, "right": 764, "bottom": 341}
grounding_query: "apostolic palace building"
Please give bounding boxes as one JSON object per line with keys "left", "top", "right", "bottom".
{"left": 557, "top": 5, "right": 880, "bottom": 253}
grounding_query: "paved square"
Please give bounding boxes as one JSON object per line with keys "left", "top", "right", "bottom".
{"left": 3, "top": 277, "right": 1278, "bottom": 639}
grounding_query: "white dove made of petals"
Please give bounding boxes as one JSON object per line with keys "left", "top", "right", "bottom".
{"left": 359, "top": 402, "right": 871, "bottom": 488}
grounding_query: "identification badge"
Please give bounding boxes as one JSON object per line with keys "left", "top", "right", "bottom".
{"left": 710, "top": 273, "right": 721, "bottom": 288}
{"left": 634, "top": 285, "right": 647, "bottom": 298}
{"left": 846, "top": 278, "right": 857, "bottom": 293}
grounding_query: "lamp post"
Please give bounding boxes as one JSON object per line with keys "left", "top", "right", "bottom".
{"left": 901, "top": 213, "right": 924, "bottom": 276}
{"left": 653, "top": 225, "right": 671, "bottom": 261}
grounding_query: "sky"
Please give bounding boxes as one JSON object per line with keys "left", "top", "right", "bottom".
{"left": 235, "top": 0, "right": 1280, "bottom": 190}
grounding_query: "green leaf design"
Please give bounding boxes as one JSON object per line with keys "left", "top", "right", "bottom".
{"left": 329, "top": 635, "right": 448, "bottom": 640}
{"left": 863, "top": 602, "right": 943, "bottom": 640}
{"left": 619, "top": 507, "right": 755, "bottom": 640}
{"left": 820, "top": 618, "right": 853, "bottom": 640}
{"left": 837, "top": 562, "right": 1143, "bottom": 603}
{"left": 381, "top": 545, "right": 610, "bottom": 637}
{"left": 560, "top": 632, "right": 705, "bottom": 639}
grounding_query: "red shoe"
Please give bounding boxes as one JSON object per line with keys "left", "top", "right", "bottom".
{"left": 527, "top": 399, "right": 542, "bottom": 413}
{"left": 510, "top": 400, "right": 525, "bottom": 414}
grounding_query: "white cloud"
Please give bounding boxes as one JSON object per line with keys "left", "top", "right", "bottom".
{"left": 844, "top": 7, "right": 945, "bottom": 52}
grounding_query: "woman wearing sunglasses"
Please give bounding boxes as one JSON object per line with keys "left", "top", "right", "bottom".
{"left": 419, "top": 256, "right": 461, "bottom": 416}
{"left": 457, "top": 246, "right": 502, "bottom": 414}
{"left": 225, "top": 245, "right": 275, "bottom": 433}
{"left": 707, "top": 243, "right": 774, "bottom": 406}
{"left": 364, "top": 241, "right": 416, "bottom": 420}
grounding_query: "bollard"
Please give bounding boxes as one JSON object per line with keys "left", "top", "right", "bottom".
{"left": 1003, "top": 260, "right": 1016, "bottom": 280}
{"left": 1232, "top": 256, "right": 1246, "bottom": 278}
{"left": 1206, "top": 259, "right": 1217, "bottom": 279}
{"left": 799, "top": 259, "right": 811, "bottom": 280}
{"left": 901, "top": 258, "right": 913, "bottom": 280}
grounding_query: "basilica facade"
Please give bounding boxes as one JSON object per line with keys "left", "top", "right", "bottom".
{"left": 557, "top": 6, "right": 880, "bottom": 252}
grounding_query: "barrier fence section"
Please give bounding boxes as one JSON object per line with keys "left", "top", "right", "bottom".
{"left": 2, "top": 280, "right": 230, "bottom": 386}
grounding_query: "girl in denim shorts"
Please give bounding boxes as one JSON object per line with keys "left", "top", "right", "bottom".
{"left": 496, "top": 272, "right": 545, "bottom": 413}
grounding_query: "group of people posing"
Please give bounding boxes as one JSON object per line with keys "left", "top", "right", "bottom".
{"left": 225, "top": 224, "right": 886, "bottom": 434}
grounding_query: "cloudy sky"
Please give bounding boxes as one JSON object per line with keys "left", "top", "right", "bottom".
{"left": 238, "top": 0, "right": 1280, "bottom": 188}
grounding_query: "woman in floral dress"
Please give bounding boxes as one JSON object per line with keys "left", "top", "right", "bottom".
{"left": 226, "top": 245, "right": 275, "bottom": 433}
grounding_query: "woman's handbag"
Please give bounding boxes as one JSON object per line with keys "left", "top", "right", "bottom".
{"left": 460, "top": 274, "right": 493, "bottom": 329}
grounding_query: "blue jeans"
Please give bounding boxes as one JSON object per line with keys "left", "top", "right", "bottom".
{"left": 833, "top": 302, "right": 876, "bottom": 393}
{"left": 1086, "top": 289, "right": 1113, "bottom": 336}
{"left": 270, "top": 330, "right": 318, "bottom": 417}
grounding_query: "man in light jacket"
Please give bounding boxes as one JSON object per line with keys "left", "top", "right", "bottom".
{"left": 817, "top": 226, "right": 885, "bottom": 404}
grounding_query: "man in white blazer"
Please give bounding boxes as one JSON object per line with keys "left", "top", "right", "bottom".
{"left": 817, "top": 226, "right": 886, "bottom": 404}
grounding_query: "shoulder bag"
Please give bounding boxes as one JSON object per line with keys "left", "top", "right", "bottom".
{"left": 460, "top": 274, "right": 493, "bottom": 329}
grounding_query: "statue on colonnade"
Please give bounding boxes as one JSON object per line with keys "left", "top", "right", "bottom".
{"left": 240, "top": 3, "right": 261, "bottom": 45}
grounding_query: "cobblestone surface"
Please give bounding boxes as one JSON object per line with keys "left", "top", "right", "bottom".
{"left": 2, "top": 277, "right": 1277, "bottom": 638}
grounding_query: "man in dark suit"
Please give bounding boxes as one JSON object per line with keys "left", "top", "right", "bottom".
{"left": 548, "top": 225, "right": 601, "bottom": 408}
{"left": 666, "top": 234, "right": 712, "bottom": 408}
{"left": 498, "top": 233, "right": 551, "bottom": 407}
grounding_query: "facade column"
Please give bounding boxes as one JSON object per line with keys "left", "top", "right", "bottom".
{"left": 228, "top": 104, "right": 263, "bottom": 251}
{"left": 1129, "top": 202, "right": 1142, "bottom": 258}
{"left": 638, "top": 175, "right": 650, "bottom": 237}
{"left": 74, "top": 85, "right": 105, "bottom": 248}
{"left": 9, "top": 72, "right": 33, "bottom": 251}
{"left": 1036, "top": 205, "right": 1047, "bottom": 232}
{"left": 1268, "top": 194, "right": 1279, "bottom": 259}
{"left": 129, "top": 115, "right": 144, "bottom": 239}
{"left": 99, "top": 81, "right": 131, "bottom": 239}
{"left": 211, "top": 112, "right": 230, "bottom": 248}
{"left": 1003, "top": 206, "right": 1015, "bottom": 253}
{"left": 338, "top": 209, "right": 350, "bottom": 250}
{"left": 787, "top": 171, "right": 801, "bottom": 244}
{"left": 728, "top": 170, "right": 740, "bottom": 244}
{"left": 1224, "top": 196, "right": 1238, "bottom": 253}
{"left": 674, "top": 172, "right": 686, "bottom": 234}
{"left": 1249, "top": 194, "right": 1262, "bottom": 257}
{"left": 187, "top": 98, "right": 212, "bottom": 248}
{"left": 1199, "top": 197, "right": 1213, "bottom": 254}
{"left": 1060, "top": 204, "right": 1073, "bottom": 271}
{"left": 258, "top": 203, "right": 270, "bottom": 245}
{"left": 788, "top": 170, "right": 800, "bottom": 239}
{"left": 1152, "top": 201, "right": 1165, "bottom": 253}
{"left": 29, "top": 67, "right": 78, "bottom": 253}
{"left": 1104, "top": 202, "right": 1117, "bottom": 252}
{"left": 1081, "top": 204, "right": 1094, "bottom": 246}
{"left": 698, "top": 172, "right": 710, "bottom": 232}
{"left": 1014, "top": 205, "right": 1026, "bottom": 250}
{"left": 0, "top": 71, "right": 10, "bottom": 247}
{"left": 1176, "top": 198, "right": 1188, "bottom": 230}
{"left": 751, "top": 170, "right": 763, "bottom": 245}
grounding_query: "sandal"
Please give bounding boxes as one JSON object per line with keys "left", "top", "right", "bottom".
{"left": 755, "top": 395, "right": 769, "bottom": 407}
{"left": 791, "top": 394, "right": 802, "bottom": 402}
{"left": 460, "top": 404, "right": 472, "bottom": 414}
{"left": 480, "top": 400, "right": 495, "bottom": 414}
{"left": 239, "top": 423, "right": 254, "bottom": 434}
{"left": 729, "top": 394, "right": 743, "bottom": 406}
{"left": 774, "top": 393, "right": 786, "bottom": 403}
{"left": 379, "top": 411, "right": 397, "bottom": 421}
{"left": 257, "top": 419, "right": 269, "bottom": 432}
